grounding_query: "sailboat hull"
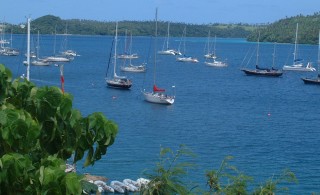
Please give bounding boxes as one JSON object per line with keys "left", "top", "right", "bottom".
{"left": 142, "top": 91, "right": 174, "bottom": 105}
{"left": 176, "top": 57, "right": 199, "bottom": 63}
{"left": 106, "top": 79, "right": 132, "bottom": 89}
{"left": 283, "top": 65, "right": 316, "bottom": 71}
{"left": 301, "top": 77, "right": 320, "bottom": 85}
{"left": 45, "top": 56, "right": 71, "bottom": 62}
{"left": 242, "top": 69, "right": 283, "bottom": 77}
{"left": 117, "top": 54, "right": 139, "bottom": 59}
{"left": 31, "top": 59, "right": 50, "bottom": 66}
{"left": 205, "top": 60, "right": 227, "bottom": 67}
{"left": 107, "top": 80, "right": 132, "bottom": 89}
{"left": 158, "top": 49, "right": 181, "bottom": 56}
{"left": 121, "top": 65, "right": 146, "bottom": 72}
{"left": 204, "top": 53, "right": 216, "bottom": 59}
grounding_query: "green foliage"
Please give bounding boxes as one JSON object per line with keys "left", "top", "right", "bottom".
{"left": 253, "top": 169, "right": 297, "bottom": 195}
{"left": 205, "top": 156, "right": 297, "bottom": 195}
{"left": 141, "top": 145, "right": 197, "bottom": 195}
{"left": 0, "top": 64, "right": 118, "bottom": 194}
{"left": 0, "top": 64, "right": 12, "bottom": 103}
{"left": 81, "top": 180, "right": 98, "bottom": 194}
{"left": 205, "top": 156, "right": 252, "bottom": 195}
{"left": 247, "top": 12, "right": 320, "bottom": 44}
{"left": 139, "top": 146, "right": 297, "bottom": 195}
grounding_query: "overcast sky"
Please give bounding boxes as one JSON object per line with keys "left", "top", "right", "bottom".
{"left": 1, "top": 0, "right": 319, "bottom": 24}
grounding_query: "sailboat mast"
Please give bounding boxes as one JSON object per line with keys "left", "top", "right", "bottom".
{"left": 154, "top": 8, "right": 158, "bottom": 85}
{"left": 272, "top": 42, "right": 276, "bottom": 68}
{"left": 26, "top": 17, "right": 31, "bottom": 81}
{"left": 36, "top": 30, "right": 40, "bottom": 60}
{"left": 166, "top": 22, "right": 170, "bottom": 50}
{"left": 53, "top": 25, "right": 57, "bottom": 55}
{"left": 64, "top": 22, "right": 68, "bottom": 51}
{"left": 182, "top": 26, "right": 186, "bottom": 55}
{"left": 293, "top": 23, "right": 298, "bottom": 64}
{"left": 318, "top": 30, "right": 320, "bottom": 75}
{"left": 114, "top": 22, "right": 118, "bottom": 77}
{"left": 207, "top": 30, "right": 210, "bottom": 54}
{"left": 124, "top": 29, "right": 128, "bottom": 54}
{"left": 213, "top": 35, "right": 217, "bottom": 57}
{"left": 255, "top": 31, "right": 260, "bottom": 66}
{"left": 129, "top": 31, "right": 132, "bottom": 64}
{"left": 10, "top": 29, "right": 13, "bottom": 48}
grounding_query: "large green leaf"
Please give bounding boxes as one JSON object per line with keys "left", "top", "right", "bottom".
{"left": 59, "top": 96, "right": 72, "bottom": 120}
{"left": 64, "top": 173, "right": 82, "bottom": 194}
{"left": 73, "top": 148, "right": 84, "bottom": 163}
{"left": 0, "top": 65, "right": 118, "bottom": 193}
{"left": 0, "top": 110, "right": 7, "bottom": 124}
{"left": 84, "top": 147, "right": 93, "bottom": 167}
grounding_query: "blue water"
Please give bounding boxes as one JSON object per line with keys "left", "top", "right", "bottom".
{"left": 1, "top": 34, "right": 320, "bottom": 194}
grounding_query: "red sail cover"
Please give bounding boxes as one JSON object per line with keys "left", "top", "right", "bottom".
{"left": 153, "top": 85, "right": 165, "bottom": 92}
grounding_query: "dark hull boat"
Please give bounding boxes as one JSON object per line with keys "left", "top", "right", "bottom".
{"left": 105, "top": 22, "right": 132, "bottom": 90}
{"left": 241, "top": 33, "right": 283, "bottom": 78}
{"left": 242, "top": 68, "right": 283, "bottom": 77}
{"left": 301, "top": 77, "right": 320, "bottom": 85}
{"left": 301, "top": 31, "right": 320, "bottom": 85}
{"left": 106, "top": 77, "right": 132, "bottom": 89}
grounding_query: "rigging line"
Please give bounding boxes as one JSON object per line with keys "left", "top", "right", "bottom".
{"left": 285, "top": 44, "right": 294, "bottom": 65}
{"left": 246, "top": 46, "right": 257, "bottom": 67}
{"left": 14, "top": 23, "right": 28, "bottom": 77}
{"left": 105, "top": 37, "right": 115, "bottom": 78}
{"left": 141, "top": 35, "right": 153, "bottom": 90}
{"left": 240, "top": 44, "right": 254, "bottom": 68}
{"left": 144, "top": 36, "right": 153, "bottom": 64}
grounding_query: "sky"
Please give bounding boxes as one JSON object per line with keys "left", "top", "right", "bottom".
{"left": 1, "top": 0, "right": 320, "bottom": 25}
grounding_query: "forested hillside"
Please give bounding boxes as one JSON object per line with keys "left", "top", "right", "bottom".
{"left": 3, "top": 13, "right": 320, "bottom": 44}
{"left": 5, "top": 15, "right": 253, "bottom": 38}
{"left": 247, "top": 12, "right": 320, "bottom": 44}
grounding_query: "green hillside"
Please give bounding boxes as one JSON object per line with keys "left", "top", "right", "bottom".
{"left": 247, "top": 12, "right": 320, "bottom": 44}
{"left": 4, "top": 15, "right": 253, "bottom": 38}
{"left": 3, "top": 13, "right": 320, "bottom": 44}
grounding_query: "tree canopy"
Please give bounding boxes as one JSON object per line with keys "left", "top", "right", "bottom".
{"left": 0, "top": 64, "right": 118, "bottom": 194}
{"left": 3, "top": 13, "right": 320, "bottom": 44}
{"left": 247, "top": 12, "right": 320, "bottom": 44}
{"left": 5, "top": 15, "right": 253, "bottom": 38}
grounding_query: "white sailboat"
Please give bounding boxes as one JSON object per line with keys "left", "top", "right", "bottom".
{"left": 142, "top": 8, "right": 175, "bottom": 105}
{"left": 60, "top": 23, "right": 77, "bottom": 57}
{"left": 31, "top": 31, "right": 50, "bottom": 66}
{"left": 45, "top": 26, "right": 71, "bottom": 63}
{"left": 120, "top": 61, "right": 146, "bottom": 73}
{"left": 120, "top": 30, "right": 146, "bottom": 72}
{"left": 0, "top": 24, "right": 19, "bottom": 56}
{"left": 176, "top": 26, "right": 199, "bottom": 63}
{"left": 106, "top": 22, "right": 132, "bottom": 89}
{"left": 158, "top": 22, "right": 181, "bottom": 56}
{"left": 283, "top": 23, "right": 316, "bottom": 71}
{"left": 117, "top": 30, "right": 139, "bottom": 59}
{"left": 204, "top": 30, "right": 216, "bottom": 59}
{"left": 205, "top": 35, "right": 227, "bottom": 67}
